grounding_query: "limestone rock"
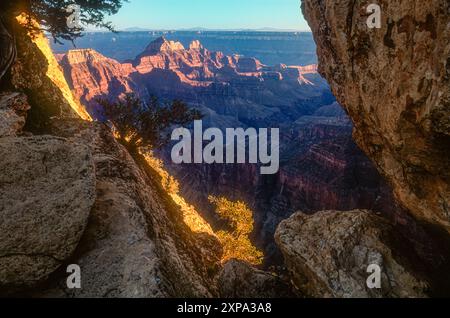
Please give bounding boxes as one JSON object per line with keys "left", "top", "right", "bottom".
{"left": 218, "top": 259, "right": 295, "bottom": 298}
{"left": 275, "top": 210, "right": 429, "bottom": 298}
{"left": 0, "top": 92, "right": 30, "bottom": 137}
{"left": 0, "top": 136, "right": 96, "bottom": 292}
{"left": 301, "top": 0, "right": 450, "bottom": 232}
{"left": 1, "top": 22, "right": 222, "bottom": 298}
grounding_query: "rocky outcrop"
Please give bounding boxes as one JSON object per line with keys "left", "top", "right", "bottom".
{"left": 218, "top": 259, "right": 295, "bottom": 298}
{"left": 0, "top": 20, "right": 96, "bottom": 293}
{"left": 0, "top": 116, "right": 222, "bottom": 298}
{"left": 275, "top": 210, "right": 431, "bottom": 298}
{"left": 0, "top": 92, "right": 30, "bottom": 137}
{"left": 10, "top": 15, "right": 90, "bottom": 130}
{"left": 138, "top": 36, "right": 185, "bottom": 56}
{"left": 0, "top": 135, "right": 96, "bottom": 292}
{"left": 0, "top": 23, "right": 222, "bottom": 297}
{"left": 29, "top": 119, "right": 222, "bottom": 298}
{"left": 301, "top": 0, "right": 450, "bottom": 233}
{"left": 59, "top": 49, "right": 143, "bottom": 113}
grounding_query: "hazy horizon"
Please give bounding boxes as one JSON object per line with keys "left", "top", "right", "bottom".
{"left": 99, "top": 0, "right": 311, "bottom": 32}
{"left": 84, "top": 28, "right": 312, "bottom": 33}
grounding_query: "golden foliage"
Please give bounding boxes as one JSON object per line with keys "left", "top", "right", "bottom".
{"left": 209, "top": 196, "right": 263, "bottom": 265}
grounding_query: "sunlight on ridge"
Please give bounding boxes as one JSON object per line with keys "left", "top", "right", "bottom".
{"left": 16, "top": 14, "right": 92, "bottom": 121}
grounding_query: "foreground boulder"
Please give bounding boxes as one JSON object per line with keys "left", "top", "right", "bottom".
{"left": 301, "top": 0, "right": 450, "bottom": 233}
{"left": 218, "top": 259, "right": 295, "bottom": 298}
{"left": 275, "top": 210, "right": 429, "bottom": 298}
{"left": 0, "top": 136, "right": 96, "bottom": 292}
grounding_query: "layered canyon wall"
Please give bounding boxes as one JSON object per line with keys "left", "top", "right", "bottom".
{"left": 59, "top": 37, "right": 401, "bottom": 262}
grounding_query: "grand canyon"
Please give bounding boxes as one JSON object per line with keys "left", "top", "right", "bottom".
{"left": 0, "top": 0, "right": 449, "bottom": 299}
{"left": 56, "top": 35, "right": 402, "bottom": 264}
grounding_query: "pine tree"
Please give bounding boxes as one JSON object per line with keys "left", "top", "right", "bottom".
{"left": 98, "top": 94, "right": 203, "bottom": 154}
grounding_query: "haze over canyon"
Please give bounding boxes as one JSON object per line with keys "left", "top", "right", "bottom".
{"left": 57, "top": 34, "right": 403, "bottom": 264}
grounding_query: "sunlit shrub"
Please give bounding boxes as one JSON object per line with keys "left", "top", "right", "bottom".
{"left": 209, "top": 196, "right": 263, "bottom": 265}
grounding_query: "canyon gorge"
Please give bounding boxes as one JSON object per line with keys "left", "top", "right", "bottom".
{"left": 0, "top": 0, "right": 449, "bottom": 298}
{"left": 57, "top": 35, "right": 404, "bottom": 264}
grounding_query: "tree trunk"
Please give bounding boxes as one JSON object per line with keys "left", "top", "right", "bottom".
{"left": 0, "top": 15, "right": 16, "bottom": 82}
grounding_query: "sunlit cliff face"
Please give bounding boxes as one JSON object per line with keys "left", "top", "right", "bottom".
{"left": 15, "top": 14, "right": 91, "bottom": 121}
{"left": 143, "top": 151, "right": 217, "bottom": 236}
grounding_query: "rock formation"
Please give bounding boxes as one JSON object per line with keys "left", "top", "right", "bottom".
{"left": 59, "top": 49, "right": 141, "bottom": 109}
{"left": 218, "top": 259, "right": 295, "bottom": 298}
{"left": 11, "top": 15, "right": 91, "bottom": 128}
{"left": 60, "top": 37, "right": 401, "bottom": 264}
{"left": 301, "top": 0, "right": 450, "bottom": 233}
{"left": 35, "top": 119, "right": 222, "bottom": 297}
{"left": 0, "top": 92, "right": 30, "bottom": 137}
{"left": 0, "top": 21, "right": 222, "bottom": 298}
{"left": 275, "top": 210, "right": 430, "bottom": 298}
{"left": 270, "top": 0, "right": 450, "bottom": 298}
{"left": 0, "top": 135, "right": 96, "bottom": 293}
{"left": 59, "top": 36, "right": 330, "bottom": 124}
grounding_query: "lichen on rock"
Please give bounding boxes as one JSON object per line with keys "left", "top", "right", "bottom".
{"left": 275, "top": 210, "right": 430, "bottom": 298}
{"left": 0, "top": 135, "right": 96, "bottom": 292}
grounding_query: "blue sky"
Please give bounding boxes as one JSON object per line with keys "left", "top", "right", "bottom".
{"left": 105, "top": 0, "right": 310, "bottom": 31}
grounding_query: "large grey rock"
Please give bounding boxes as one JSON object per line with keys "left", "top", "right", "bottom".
{"left": 218, "top": 259, "right": 295, "bottom": 298}
{"left": 0, "top": 136, "right": 96, "bottom": 291}
{"left": 275, "top": 210, "right": 429, "bottom": 298}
